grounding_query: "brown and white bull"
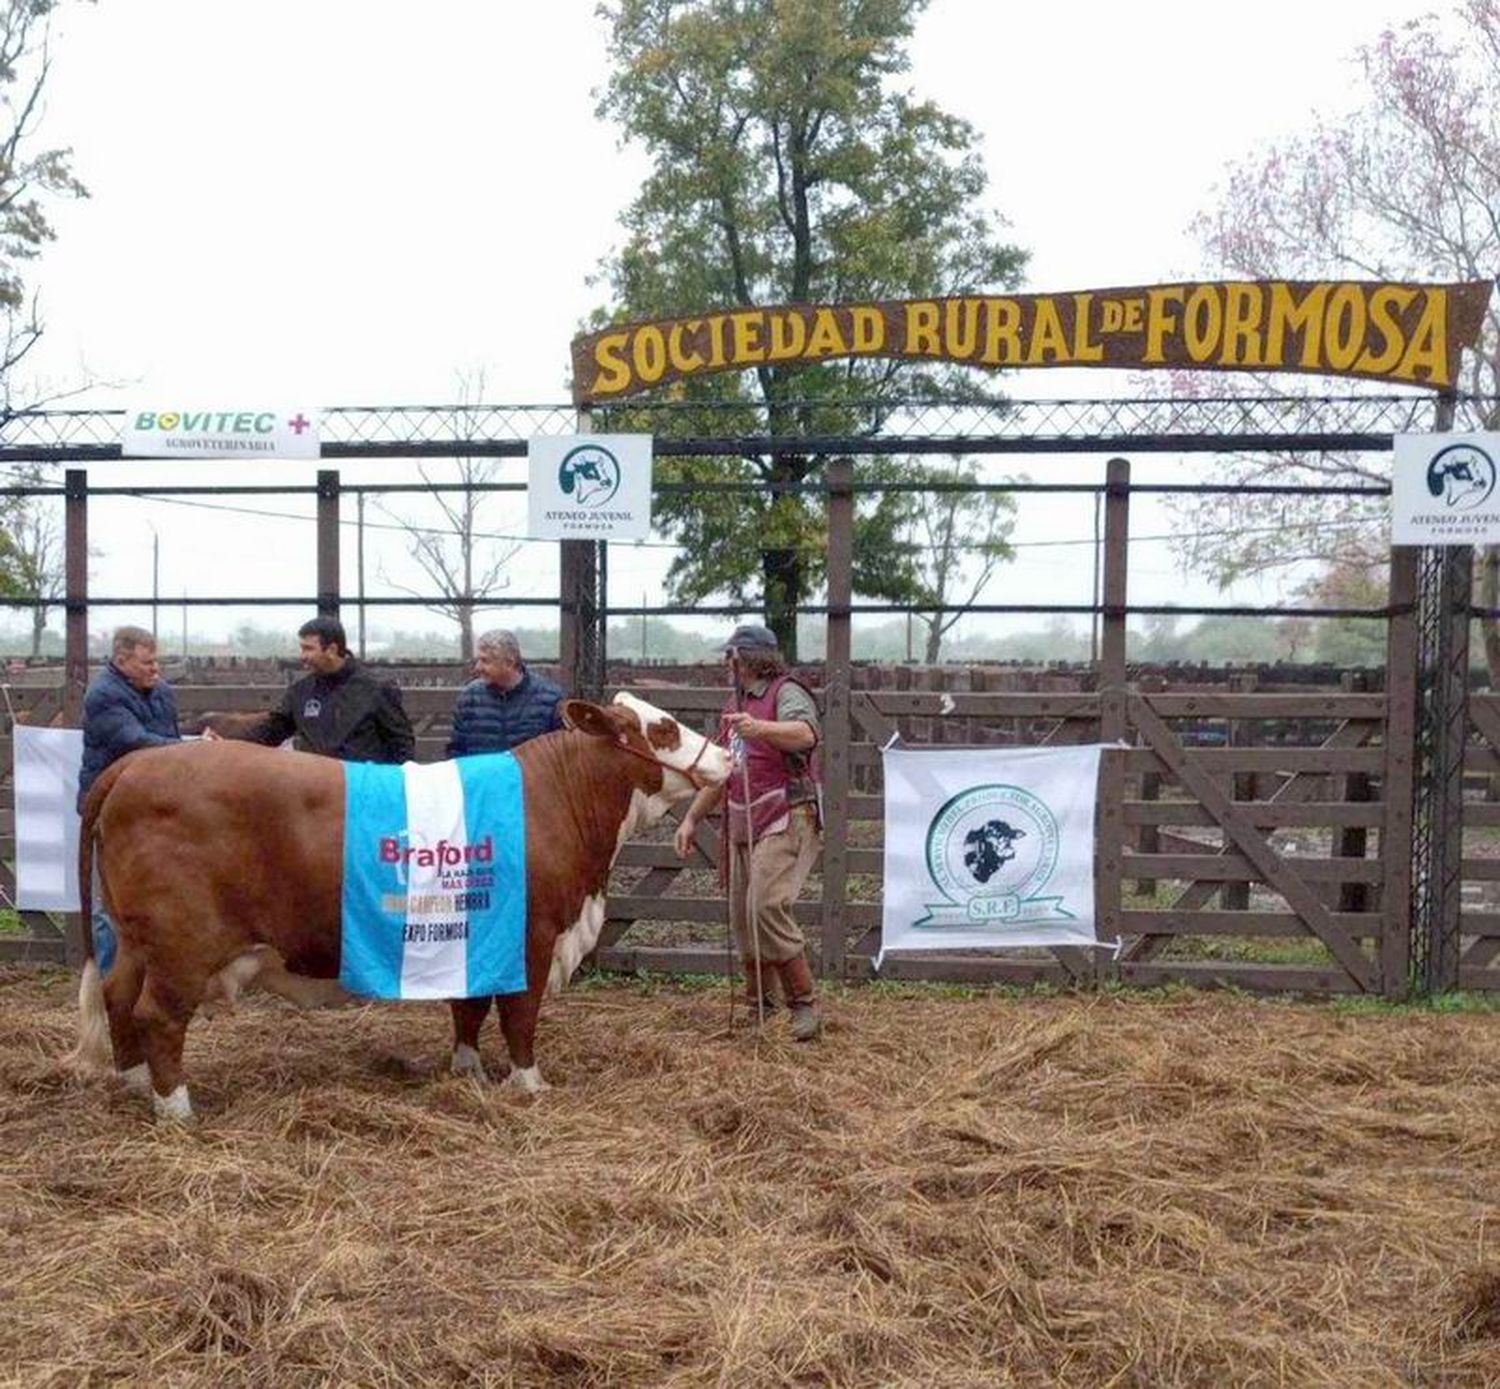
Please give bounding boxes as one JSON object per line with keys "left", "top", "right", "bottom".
{"left": 71, "top": 693, "right": 730, "bottom": 1120}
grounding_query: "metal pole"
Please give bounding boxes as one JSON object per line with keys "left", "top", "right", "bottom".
{"left": 820, "top": 456, "right": 854, "bottom": 980}
{"left": 316, "top": 469, "right": 340, "bottom": 619}
{"left": 151, "top": 526, "right": 160, "bottom": 640}
{"left": 63, "top": 469, "right": 87, "bottom": 726}
{"left": 357, "top": 490, "right": 367, "bottom": 659}
{"left": 1411, "top": 392, "right": 1466, "bottom": 997}
{"left": 1091, "top": 488, "right": 1102, "bottom": 665}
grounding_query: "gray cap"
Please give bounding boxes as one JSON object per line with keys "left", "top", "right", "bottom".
{"left": 722, "top": 623, "right": 779, "bottom": 653}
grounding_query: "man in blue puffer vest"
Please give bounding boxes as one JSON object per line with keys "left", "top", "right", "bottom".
{"left": 447, "top": 629, "right": 565, "bottom": 757}
{"left": 78, "top": 625, "right": 184, "bottom": 972}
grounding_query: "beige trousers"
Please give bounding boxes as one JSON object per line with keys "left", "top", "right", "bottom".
{"left": 727, "top": 803, "right": 822, "bottom": 964}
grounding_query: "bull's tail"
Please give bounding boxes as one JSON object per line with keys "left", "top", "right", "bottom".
{"left": 67, "top": 960, "right": 111, "bottom": 1073}
{"left": 66, "top": 759, "right": 130, "bottom": 1074}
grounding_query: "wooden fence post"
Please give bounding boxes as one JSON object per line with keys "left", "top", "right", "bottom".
{"left": 1382, "top": 546, "right": 1419, "bottom": 999}
{"left": 559, "top": 411, "right": 606, "bottom": 700}
{"left": 62, "top": 468, "right": 89, "bottom": 964}
{"left": 1223, "top": 671, "right": 1256, "bottom": 911}
{"left": 559, "top": 542, "right": 601, "bottom": 700}
{"left": 316, "top": 469, "right": 340, "bottom": 618}
{"left": 820, "top": 456, "right": 853, "bottom": 979}
{"left": 1095, "top": 457, "right": 1130, "bottom": 983}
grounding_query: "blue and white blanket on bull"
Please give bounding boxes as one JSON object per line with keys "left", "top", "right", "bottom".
{"left": 340, "top": 754, "right": 527, "bottom": 999}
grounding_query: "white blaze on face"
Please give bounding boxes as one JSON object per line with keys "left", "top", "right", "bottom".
{"left": 611, "top": 691, "right": 732, "bottom": 796}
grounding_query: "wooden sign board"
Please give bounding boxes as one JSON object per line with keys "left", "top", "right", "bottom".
{"left": 571, "top": 280, "right": 1492, "bottom": 404}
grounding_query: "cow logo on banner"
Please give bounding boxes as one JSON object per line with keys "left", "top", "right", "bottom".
{"left": 558, "top": 443, "right": 623, "bottom": 509}
{"left": 923, "top": 782, "right": 1068, "bottom": 926}
{"left": 1425, "top": 441, "right": 1497, "bottom": 512}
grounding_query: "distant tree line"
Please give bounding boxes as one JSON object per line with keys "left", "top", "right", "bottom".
{"left": 0, "top": 609, "right": 1402, "bottom": 668}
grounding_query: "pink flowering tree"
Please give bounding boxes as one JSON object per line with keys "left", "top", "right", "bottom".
{"left": 1170, "top": 1, "right": 1500, "bottom": 669}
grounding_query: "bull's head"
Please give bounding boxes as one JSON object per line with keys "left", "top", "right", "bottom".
{"left": 963, "top": 819, "right": 1024, "bottom": 884}
{"left": 563, "top": 693, "right": 731, "bottom": 800}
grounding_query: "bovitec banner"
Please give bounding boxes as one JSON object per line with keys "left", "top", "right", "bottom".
{"left": 571, "top": 280, "right": 1493, "bottom": 403}
{"left": 878, "top": 743, "right": 1111, "bottom": 965}
{"left": 122, "top": 407, "right": 321, "bottom": 459}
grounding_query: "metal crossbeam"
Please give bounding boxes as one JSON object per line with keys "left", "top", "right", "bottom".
{"left": 0, "top": 394, "right": 1489, "bottom": 459}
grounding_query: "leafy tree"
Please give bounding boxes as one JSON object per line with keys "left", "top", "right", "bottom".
{"left": 1173, "top": 2, "right": 1499, "bottom": 669}
{"left": 592, "top": 0, "right": 1026, "bottom": 657}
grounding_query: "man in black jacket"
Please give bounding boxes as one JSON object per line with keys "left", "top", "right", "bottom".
{"left": 237, "top": 616, "right": 414, "bottom": 763}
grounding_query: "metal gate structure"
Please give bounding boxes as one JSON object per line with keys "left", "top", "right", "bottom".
{"left": 0, "top": 392, "right": 1495, "bottom": 998}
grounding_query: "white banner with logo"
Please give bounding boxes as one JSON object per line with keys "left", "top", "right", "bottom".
{"left": 14, "top": 726, "right": 83, "bottom": 911}
{"left": 122, "top": 407, "right": 321, "bottom": 459}
{"left": 528, "top": 434, "right": 653, "bottom": 540}
{"left": 878, "top": 743, "right": 1108, "bottom": 965}
{"left": 1392, "top": 433, "right": 1500, "bottom": 545}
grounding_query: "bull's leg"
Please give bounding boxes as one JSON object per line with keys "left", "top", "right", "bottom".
{"left": 497, "top": 991, "right": 548, "bottom": 1094}
{"left": 449, "top": 996, "right": 494, "bottom": 1081}
{"left": 134, "top": 972, "right": 199, "bottom": 1122}
{"left": 103, "top": 947, "right": 151, "bottom": 1094}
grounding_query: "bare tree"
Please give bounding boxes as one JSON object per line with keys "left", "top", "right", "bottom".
{"left": 375, "top": 372, "right": 520, "bottom": 661}
{"left": 0, "top": 0, "right": 89, "bottom": 393}
{"left": 900, "top": 458, "right": 1016, "bottom": 664}
{"left": 0, "top": 3, "right": 91, "bottom": 640}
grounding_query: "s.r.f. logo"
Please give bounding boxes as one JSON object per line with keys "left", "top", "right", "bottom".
{"left": 919, "top": 782, "right": 1069, "bottom": 927}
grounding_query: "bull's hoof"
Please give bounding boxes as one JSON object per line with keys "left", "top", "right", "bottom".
{"left": 151, "top": 1084, "right": 196, "bottom": 1123}
{"left": 119, "top": 1063, "right": 152, "bottom": 1096}
{"left": 504, "top": 1065, "right": 549, "bottom": 1095}
{"left": 450, "top": 1044, "right": 488, "bottom": 1082}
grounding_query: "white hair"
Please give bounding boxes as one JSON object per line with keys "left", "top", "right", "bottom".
{"left": 476, "top": 629, "right": 521, "bottom": 662}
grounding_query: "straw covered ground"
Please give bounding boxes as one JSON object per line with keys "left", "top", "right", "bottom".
{"left": 4, "top": 965, "right": 1500, "bottom": 1388}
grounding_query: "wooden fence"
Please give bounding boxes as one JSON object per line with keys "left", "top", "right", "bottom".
{"left": 0, "top": 660, "right": 1423, "bottom": 998}
{"left": 0, "top": 452, "right": 1466, "bottom": 998}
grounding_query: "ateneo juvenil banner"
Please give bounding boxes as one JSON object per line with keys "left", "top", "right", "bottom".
{"left": 1391, "top": 433, "right": 1500, "bottom": 546}
{"left": 571, "top": 280, "right": 1492, "bottom": 403}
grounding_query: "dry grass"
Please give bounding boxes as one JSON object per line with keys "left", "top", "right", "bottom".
{"left": 4, "top": 965, "right": 1500, "bottom": 1387}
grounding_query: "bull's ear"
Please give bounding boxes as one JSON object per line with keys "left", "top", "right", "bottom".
{"left": 562, "top": 700, "right": 617, "bottom": 739}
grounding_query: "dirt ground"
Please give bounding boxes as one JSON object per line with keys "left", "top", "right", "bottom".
{"left": 3, "top": 964, "right": 1500, "bottom": 1388}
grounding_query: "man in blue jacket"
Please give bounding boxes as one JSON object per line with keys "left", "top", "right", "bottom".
{"left": 447, "top": 629, "right": 565, "bottom": 757}
{"left": 78, "top": 625, "right": 183, "bottom": 971}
